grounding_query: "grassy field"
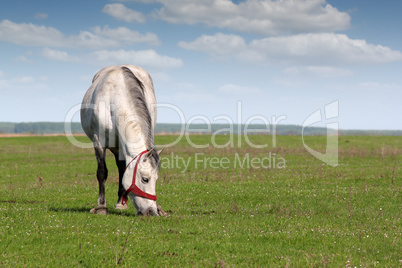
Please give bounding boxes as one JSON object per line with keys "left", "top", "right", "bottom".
{"left": 0, "top": 135, "right": 400, "bottom": 267}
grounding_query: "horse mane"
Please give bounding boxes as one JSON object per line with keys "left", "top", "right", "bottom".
{"left": 121, "top": 66, "right": 159, "bottom": 166}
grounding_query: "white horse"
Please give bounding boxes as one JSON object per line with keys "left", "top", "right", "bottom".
{"left": 81, "top": 65, "right": 162, "bottom": 216}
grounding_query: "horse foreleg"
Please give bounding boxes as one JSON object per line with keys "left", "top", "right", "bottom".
{"left": 90, "top": 145, "right": 108, "bottom": 215}
{"left": 111, "top": 149, "right": 128, "bottom": 210}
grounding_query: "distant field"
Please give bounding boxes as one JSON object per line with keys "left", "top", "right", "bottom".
{"left": 1, "top": 121, "right": 402, "bottom": 136}
{"left": 0, "top": 135, "right": 400, "bottom": 266}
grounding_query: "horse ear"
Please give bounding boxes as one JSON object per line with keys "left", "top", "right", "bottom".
{"left": 144, "top": 148, "right": 154, "bottom": 159}
{"left": 144, "top": 148, "right": 163, "bottom": 160}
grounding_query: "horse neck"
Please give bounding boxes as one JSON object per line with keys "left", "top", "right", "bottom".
{"left": 121, "top": 131, "right": 155, "bottom": 162}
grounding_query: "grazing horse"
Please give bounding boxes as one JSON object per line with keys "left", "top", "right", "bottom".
{"left": 81, "top": 65, "right": 162, "bottom": 216}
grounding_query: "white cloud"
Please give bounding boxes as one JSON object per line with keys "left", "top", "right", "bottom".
{"left": 90, "top": 49, "right": 184, "bottom": 69}
{"left": 173, "top": 91, "right": 216, "bottom": 103}
{"left": 39, "top": 47, "right": 183, "bottom": 69}
{"left": 219, "top": 84, "right": 262, "bottom": 94}
{"left": 249, "top": 33, "right": 402, "bottom": 64}
{"left": 114, "top": 0, "right": 156, "bottom": 3}
{"left": 179, "top": 33, "right": 402, "bottom": 65}
{"left": 0, "top": 20, "right": 159, "bottom": 49}
{"left": 0, "top": 79, "right": 8, "bottom": 89}
{"left": 305, "top": 66, "right": 353, "bottom": 77}
{"left": 13, "top": 76, "right": 35, "bottom": 84}
{"left": 0, "top": 73, "right": 49, "bottom": 91}
{"left": 358, "top": 82, "right": 401, "bottom": 91}
{"left": 92, "top": 25, "right": 160, "bottom": 46}
{"left": 102, "top": 3, "right": 146, "bottom": 23}
{"left": 14, "top": 55, "right": 32, "bottom": 63}
{"left": 103, "top": 0, "right": 350, "bottom": 35}
{"left": 42, "top": 48, "right": 77, "bottom": 62}
{"left": 154, "top": 0, "right": 350, "bottom": 35}
{"left": 0, "top": 20, "right": 67, "bottom": 47}
{"left": 34, "top": 13, "right": 48, "bottom": 19}
{"left": 179, "top": 33, "right": 246, "bottom": 56}
{"left": 284, "top": 66, "right": 353, "bottom": 78}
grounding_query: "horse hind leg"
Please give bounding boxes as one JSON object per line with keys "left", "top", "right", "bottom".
{"left": 90, "top": 143, "right": 109, "bottom": 215}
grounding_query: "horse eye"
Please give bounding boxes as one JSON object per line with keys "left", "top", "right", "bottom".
{"left": 142, "top": 177, "right": 149, "bottom": 184}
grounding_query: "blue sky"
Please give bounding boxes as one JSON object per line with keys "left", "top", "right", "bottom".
{"left": 0, "top": 0, "right": 401, "bottom": 130}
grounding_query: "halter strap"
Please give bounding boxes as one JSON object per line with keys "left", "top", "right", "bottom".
{"left": 121, "top": 150, "right": 157, "bottom": 206}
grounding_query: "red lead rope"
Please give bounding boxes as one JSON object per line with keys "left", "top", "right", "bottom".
{"left": 121, "top": 150, "right": 157, "bottom": 206}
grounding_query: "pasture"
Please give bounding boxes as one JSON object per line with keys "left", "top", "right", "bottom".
{"left": 0, "top": 135, "right": 400, "bottom": 267}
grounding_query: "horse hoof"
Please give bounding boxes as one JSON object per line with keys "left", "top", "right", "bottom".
{"left": 157, "top": 204, "right": 169, "bottom": 217}
{"left": 115, "top": 203, "right": 128, "bottom": 210}
{"left": 90, "top": 206, "right": 108, "bottom": 215}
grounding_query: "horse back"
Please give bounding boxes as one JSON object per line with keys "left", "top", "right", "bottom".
{"left": 80, "top": 65, "right": 157, "bottom": 148}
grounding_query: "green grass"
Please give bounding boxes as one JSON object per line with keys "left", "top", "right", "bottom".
{"left": 0, "top": 135, "right": 400, "bottom": 267}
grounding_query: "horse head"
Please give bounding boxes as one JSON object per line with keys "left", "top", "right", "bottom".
{"left": 123, "top": 148, "right": 162, "bottom": 216}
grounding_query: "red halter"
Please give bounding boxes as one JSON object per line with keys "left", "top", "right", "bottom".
{"left": 121, "top": 150, "right": 157, "bottom": 206}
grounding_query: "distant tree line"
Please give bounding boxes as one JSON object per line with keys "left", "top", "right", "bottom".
{"left": 0, "top": 122, "right": 401, "bottom": 136}
{"left": 0, "top": 122, "right": 84, "bottom": 134}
